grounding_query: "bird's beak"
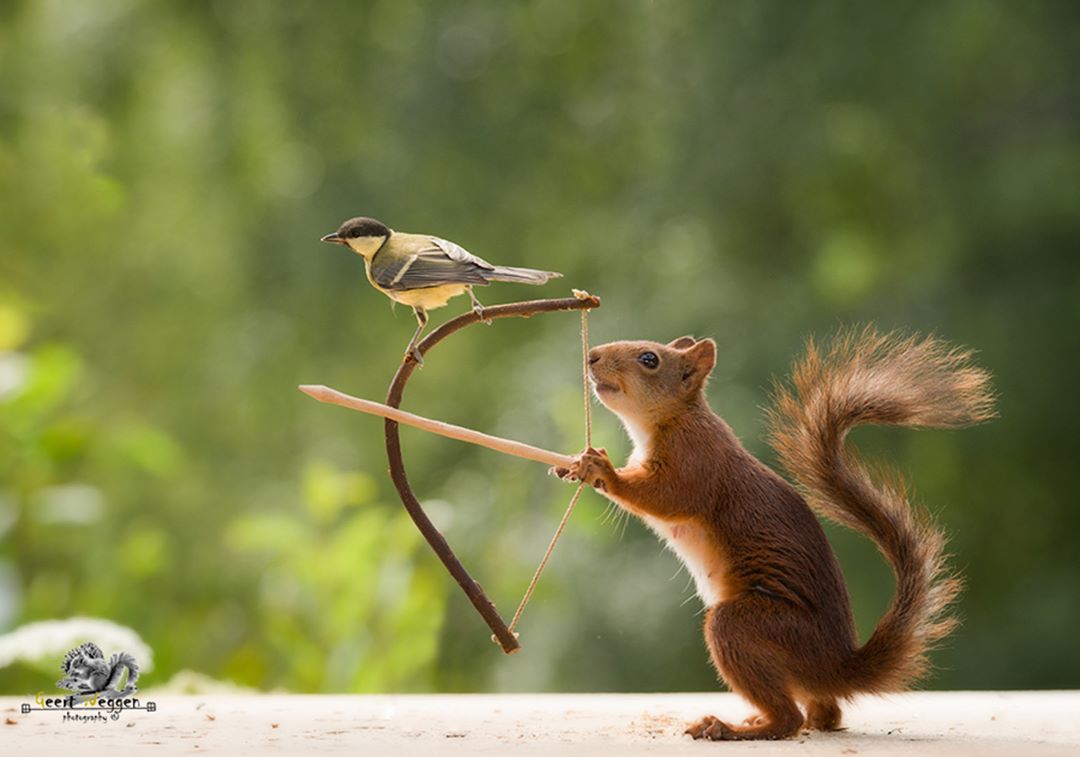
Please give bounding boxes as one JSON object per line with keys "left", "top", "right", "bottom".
{"left": 320, "top": 232, "right": 346, "bottom": 245}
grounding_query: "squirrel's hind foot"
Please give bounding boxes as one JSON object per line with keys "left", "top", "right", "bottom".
{"left": 686, "top": 715, "right": 739, "bottom": 740}
{"left": 685, "top": 712, "right": 802, "bottom": 741}
{"left": 805, "top": 699, "right": 844, "bottom": 731}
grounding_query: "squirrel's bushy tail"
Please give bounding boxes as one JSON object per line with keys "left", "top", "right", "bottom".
{"left": 767, "top": 326, "right": 995, "bottom": 693}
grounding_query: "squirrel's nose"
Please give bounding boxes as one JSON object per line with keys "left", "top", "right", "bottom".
{"left": 588, "top": 349, "right": 601, "bottom": 365}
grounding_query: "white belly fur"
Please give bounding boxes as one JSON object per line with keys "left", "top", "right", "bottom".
{"left": 614, "top": 416, "right": 726, "bottom": 607}
{"left": 641, "top": 514, "right": 724, "bottom": 607}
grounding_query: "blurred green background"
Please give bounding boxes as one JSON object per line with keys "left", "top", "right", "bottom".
{"left": 1, "top": 0, "right": 1078, "bottom": 694}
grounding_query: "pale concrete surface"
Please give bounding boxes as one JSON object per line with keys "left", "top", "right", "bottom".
{"left": 2, "top": 691, "right": 1078, "bottom": 756}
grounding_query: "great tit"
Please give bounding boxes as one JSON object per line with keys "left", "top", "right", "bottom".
{"left": 321, "top": 217, "right": 562, "bottom": 364}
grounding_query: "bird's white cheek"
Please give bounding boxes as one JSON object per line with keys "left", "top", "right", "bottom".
{"left": 347, "top": 237, "right": 386, "bottom": 258}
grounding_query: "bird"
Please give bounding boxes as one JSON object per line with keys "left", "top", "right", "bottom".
{"left": 321, "top": 217, "right": 562, "bottom": 364}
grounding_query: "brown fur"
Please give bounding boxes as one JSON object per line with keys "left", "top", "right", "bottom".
{"left": 559, "top": 328, "right": 995, "bottom": 740}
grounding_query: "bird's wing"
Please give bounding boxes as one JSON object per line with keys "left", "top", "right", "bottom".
{"left": 371, "top": 235, "right": 494, "bottom": 291}
{"left": 428, "top": 236, "right": 495, "bottom": 269}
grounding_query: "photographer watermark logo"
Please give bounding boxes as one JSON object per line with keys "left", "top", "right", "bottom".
{"left": 21, "top": 641, "right": 157, "bottom": 723}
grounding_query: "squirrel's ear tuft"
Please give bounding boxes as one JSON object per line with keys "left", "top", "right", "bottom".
{"left": 683, "top": 338, "right": 717, "bottom": 386}
{"left": 668, "top": 336, "right": 697, "bottom": 349}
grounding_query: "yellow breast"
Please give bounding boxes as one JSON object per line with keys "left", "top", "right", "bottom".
{"left": 364, "top": 261, "right": 467, "bottom": 311}
{"left": 386, "top": 283, "right": 469, "bottom": 310}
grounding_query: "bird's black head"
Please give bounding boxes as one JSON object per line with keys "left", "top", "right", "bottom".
{"left": 321, "top": 217, "right": 392, "bottom": 246}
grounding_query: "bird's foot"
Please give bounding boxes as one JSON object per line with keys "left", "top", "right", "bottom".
{"left": 406, "top": 346, "right": 424, "bottom": 367}
{"left": 472, "top": 303, "right": 492, "bottom": 325}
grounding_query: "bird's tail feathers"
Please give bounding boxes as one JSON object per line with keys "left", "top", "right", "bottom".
{"left": 483, "top": 266, "right": 562, "bottom": 285}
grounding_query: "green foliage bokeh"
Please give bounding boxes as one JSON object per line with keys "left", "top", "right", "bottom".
{"left": 1, "top": 0, "right": 1078, "bottom": 693}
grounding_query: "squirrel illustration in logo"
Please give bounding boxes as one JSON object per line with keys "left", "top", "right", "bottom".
{"left": 57, "top": 642, "right": 140, "bottom": 698}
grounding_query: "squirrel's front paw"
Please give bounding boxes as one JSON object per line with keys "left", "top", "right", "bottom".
{"left": 552, "top": 447, "right": 615, "bottom": 490}
{"left": 549, "top": 465, "right": 574, "bottom": 480}
{"left": 576, "top": 446, "right": 615, "bottom": 490}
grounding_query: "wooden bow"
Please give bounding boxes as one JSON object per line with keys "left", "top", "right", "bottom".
{"left": 300, "top": 293, "right": 601, "bottom": 654}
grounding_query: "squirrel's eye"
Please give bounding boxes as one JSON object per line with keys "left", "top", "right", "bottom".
{"left": 638, "top": 351, "right": 659, "bottom": 369}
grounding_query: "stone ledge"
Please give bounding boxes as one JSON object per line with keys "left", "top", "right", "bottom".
{"left": 3, "top": 691, "right": 1078, "bottom": 756}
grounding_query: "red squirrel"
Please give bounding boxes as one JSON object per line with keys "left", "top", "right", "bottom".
{"left": 555, "top": 328, "right": 994, "bottom": 740}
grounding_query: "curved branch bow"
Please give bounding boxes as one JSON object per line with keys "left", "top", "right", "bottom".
{"left": 300, "top": 293, "right": 601, "bottom": 654}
